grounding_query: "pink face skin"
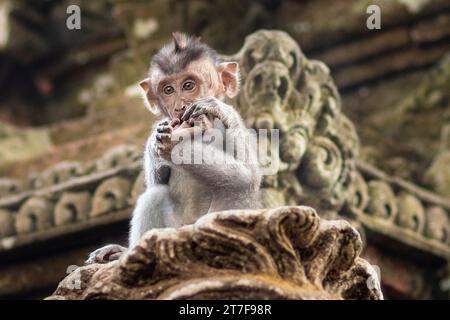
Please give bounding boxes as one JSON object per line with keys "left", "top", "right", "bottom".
{"left": 154, "top": 58, "right": 223, "bottom": 120}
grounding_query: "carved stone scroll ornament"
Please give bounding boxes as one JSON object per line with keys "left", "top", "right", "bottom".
{"left": 231, "top": 30, "right": 359, "bottom": 211}
{"left": 0, "top": 209, "right": 14, "bottom": 237}
{"left": 29, "top": 161, "right": 83, "bottom": 189}
{"left": 424, "top": 206, "right": 450, "bottom": 244}
{"left": 48, "top": 206, "right": 382, "bottom": 300}
{"left": 95, "top": 145, "right": 141, "bottom": 172}
{"left": 0, "top": 178, "right": 22, "bottom": 197}
{"left": 15, "top": 197, "right": 54, "bottom": 234}
{"left": 395, "top": 192, "right": 425, "bottom": 233}
{"left": 345, "top": 162, "right": 450, "bottom": 245}
{"left": 90, "top": 177, "right": 132, "bottom": 217}
{"left": 365, "top": 180, "right": 398, "bottom": 221}
{"left": 54, "top": 191, "right": 92, "bottom": 226}
{"left": 425, "top": 124, "right": 450, "bottom": 199}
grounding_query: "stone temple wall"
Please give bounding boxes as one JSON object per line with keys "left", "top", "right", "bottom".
{"left": 0, "top": 0, "right": 449, "bottom": 299}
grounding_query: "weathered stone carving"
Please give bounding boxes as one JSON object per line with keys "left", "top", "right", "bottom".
{"left": 231, "top": 30, "right": 358, "bottom": 211}
{"left": 0, "top": 144, "right": 141, "bottom": 239}
{"left": 90, "top": 177, "right": 132, "bottom": 217}
{"left": 424, "top": 206, "right": 450, "bottom": 243}
{"left": 48, "top": 206, "right": 383, "bottom": 300}
{"left": 0, "top": 209, "right": 14, "bottom": 237}
{"left": 95, "top": 145, "right": 141, "bottom": 172}
{"left": 29, "top": 161, "right": 83, "bottom": 189}
{"left": 425, "top": 124, "right": 450, "bottom": 199}
{"left": 15, "top": 197, "right": 54, "bottom": 234}
{"left": 54, "top": 192, "right": 91, "bottom": 226}
{"left": 347, "top": 171, "right": 369, "bottom": 212}
{"left": 395, "top": 191, "right": 425, "bottom": 233}
{"left": 366, "top": 180, "right": 398, "bottom": 221}
{"left": 345, "top": 162, "right": 450, "bottom": 249}
{"left": 0, "top": 178, "right": 21, "bottom": 197}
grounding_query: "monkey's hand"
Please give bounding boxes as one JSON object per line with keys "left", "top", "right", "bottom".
{"left": 85, "top": 244, "right": 127, "bottom": 264}
{"left": 155, "top": 118, "right": 182, "bottom": 160}
{"left": 181, "top": 97, "right": 239, "bottom": 129}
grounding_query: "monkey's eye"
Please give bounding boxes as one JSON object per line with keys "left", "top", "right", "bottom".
{"left": 182, "top": 80, "right": 195, "bottom": 91}
{"left": 163, "top": 85, "right": 175, "bottom": 95}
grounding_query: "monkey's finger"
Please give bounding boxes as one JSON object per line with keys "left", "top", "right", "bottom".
{"left": 157, "top": 125, "right": 173, "bottom": 133}
{"left": 181, "top": 104, "right": 197, "bottom": 121}
{"left": 157, "top": 120, "right": 169, "bottom": 128}
{"left": 108, "top": 252, "right": 122, "bottom": 261}
{"left": 156, "top": 146, "right": 170, "bottom": 157}
{"left": 191, "top": 107, "right": 210, "bottom": 119}
{"left": 156, "top": 133, "right": 171, "bottom": 142}
{"left": 170, "top": 118, "right": 180, "bottom": 127}
{"left": 97, "top": 251, "right": 110, "bottom": 263}
{"left": 188, "top": 113, "right": 206, "bottom": 125}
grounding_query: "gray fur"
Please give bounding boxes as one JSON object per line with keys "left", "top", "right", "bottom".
{"left": 151, "top": 32, "right": 223, "bottom": 75}
{"left": 129, "top": 96, "right": 261, "bottom": 247}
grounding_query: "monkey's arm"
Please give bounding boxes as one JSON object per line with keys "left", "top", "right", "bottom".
{"left": 85, "top": 120, "right": 174, "bottom": 264}
{"left": 128, "top": 119, "right": 176, "bottom": 246}
{"left": 128, "top": 185, "right": 174, "bottom": 246}
{"left": 181, "top": 97, "right": 243, "bottom": 129}
{"left": 176, "top": 132, "right": 261, "bottom": 210}
{"left": 144, "top": 119, "right": 172, "bottom": 186}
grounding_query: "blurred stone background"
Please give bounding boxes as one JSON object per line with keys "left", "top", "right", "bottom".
{"left": 0, "top": 0, "right": 449, "bottom": 299}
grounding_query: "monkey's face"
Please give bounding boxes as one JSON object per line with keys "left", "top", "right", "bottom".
{"left": 155, "top": 58, "right": 221, "bottom": 119}
{"left": 140, "top": 57, "right": 240, "bottom": 119}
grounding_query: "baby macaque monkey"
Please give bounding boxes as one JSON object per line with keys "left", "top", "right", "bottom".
{"left": 86, "top": 32, "right": 261, "bottom": 264}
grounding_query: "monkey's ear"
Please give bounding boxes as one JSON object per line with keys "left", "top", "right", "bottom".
{"left": 139, "top": 78, "right": 150, "bottom": 92}
{"left": 218, "top": 62, "right": 240, "bottom": 99}
{"left": 139, "top": 78, "right": 160, "bottom": 115}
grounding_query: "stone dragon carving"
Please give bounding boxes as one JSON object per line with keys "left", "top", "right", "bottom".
{"left": 47, "top": 206, "right": 382, "bottom": 300}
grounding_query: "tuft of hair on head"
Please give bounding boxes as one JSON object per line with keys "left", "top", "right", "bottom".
{"left": 150, "top": 32, "right": 222, "bottom": 75}
{"left": 172, "top": 32, "right": 187, "bottom": 53}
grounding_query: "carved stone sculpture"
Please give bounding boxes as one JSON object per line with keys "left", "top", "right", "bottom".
{"left": 48, "top": 206, "right": 383, "bottom": 300}
{"left": 426, "top": 124, "right": 450, "bottom": 199}
{"left": 15, "top": 197, "right": 54, "bottom": 234}
{"left": 90, "top": 177, "right": 132, "bottom": 217}
{"left": 54, "top": 191, "right": 91, "bottom": 226}
{"left": 230, "top": 30, "right": 359, "bottom": 212}
{"left": 0, "top": 208, "right": 14, "bottom": 237}
{"left": 0, "top": 178, "right": 22, "bottom": 197}
{"left": 29, "top": 161, "right": 83, "bottom": 189}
